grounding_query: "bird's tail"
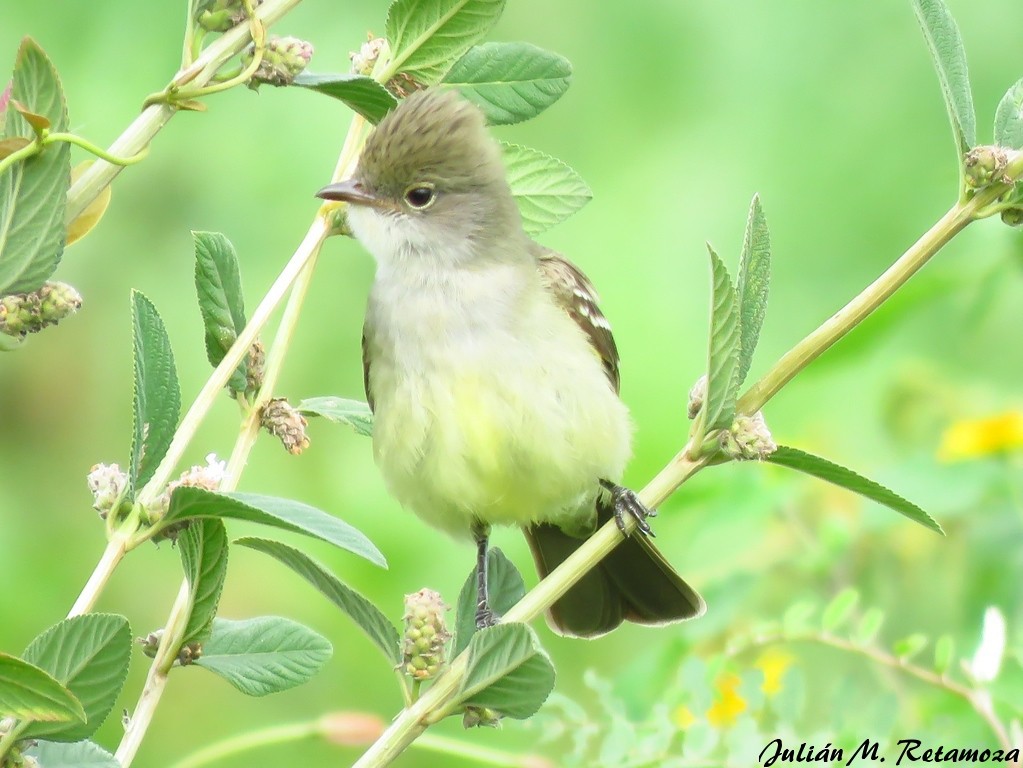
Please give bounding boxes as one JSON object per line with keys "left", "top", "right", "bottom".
{"left": 523, "top": 503, "right": 705, "bottom": 638}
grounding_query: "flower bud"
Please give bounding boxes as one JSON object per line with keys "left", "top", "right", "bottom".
{"left": 350, "top": 36, "right": 387, "bottom": 76}
{"left": 1001, "top": 207, "right": 1023, "bottom": 227}
{"left": 138, "top": 630, "right": 164, "bottom": 658}
{"left": 177, "top": 642, "right": 203, "bottom": 666}
{"left": 462, "top": 705, "right": 501, "bottom": 728}
{"left": 196, "top": 0, "right": 261, "bottom": 33}
{"left": 687, "top": 375, "right": 707, "bottom": 420}
{"left": 720, "top": 411, "right": 777, "bottom": 461}
{"left": 87, "top": 463, "right": 129, "bottom": 518}
{"left": 260, "top": 398, "right": 310, "bottom": 455}
{"left": 964, "top": 146, "right": 1010, "bottom": 188}
{"left": 243, "top": 36, "right": 313, "bottom": 88}
{"left": 318, "top": 712, "right": 386, "bottom": 746}
{"left": 0, "top": 282, "right": 81, "bottom": 337}
{"left": 147, "top": 453, "right": 227, "bottom": 526}
{"left": 402, "top": 588, "right": 451, "bottom": 681}
{"left": 245, "top": 338, "right": 265, "bottom": 393}
{"left": 386, "top": 72, "right": 426, "bottom": 99}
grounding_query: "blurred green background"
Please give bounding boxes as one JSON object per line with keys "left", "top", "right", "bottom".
{"left": 3, "top": 0, "right": 1023, "bottom": 765}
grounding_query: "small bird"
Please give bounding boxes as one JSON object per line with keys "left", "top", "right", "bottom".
{"left": 317, "top": 89, "right": 704, "bottom": 637}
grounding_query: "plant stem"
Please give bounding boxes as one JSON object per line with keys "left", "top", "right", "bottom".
{"left": 67, "top": 532, "right": 128, "bottom": 617}
{"left": 65, "top": 0, "right": 304, "bottom": 223}
{"left": 167, "top": 721, "right": 320, "bottom": 768}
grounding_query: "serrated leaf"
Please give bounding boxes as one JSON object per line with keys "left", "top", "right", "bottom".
{"left": 193, "top": 617, "right": 332, "bottom": 697}
{"left": 385, "top": 0, "right": 505, "bottom": 85}
{"left": 128, "top": 290, "right": 180, "bottom": 495}
{"left": 766, "top": 446, "right": 942, "bottom": 533}
{"left": 821, "top": 588, "right": 859, "bottom": 632}
{"left": 292, "top": 73, "right": 397, "bottom": 124}
{"left": 442, "top": 42, "right": 571, "bottom": 125}
{"left": 193, "top": 231, "right": 248, "bottom": 392}
{"left": 29, "top": 740, "right": 120, "bottom": 768}
{"left": 703, "top": 246, "right": 740, "bottom": 432}
{"left": 893, "top": 633, "right": 929, "bottom": 661}
{"left": 0, "top": 652, "right": 84, "bottom": 724}
{"left": 458, "top": 623, "right": 555, "bottom": 719}
{"left": 854, "top": 607, "right": 885, "bottom": 645}
{"left": 236, "top": 537, "right": 400, "bottom": 664}
{"left": 994, "top": 78, "right": 1023, "bottom": 151}
{"left": 162, "top": 487, "right": 386, "bottom": 567}
{"left": 453, "top": 547, "right": 525, "bottom": 655}
{"left": 65, "top": 161, "right": 111, "bottom": 247}
{"left": 21, "top": 614, "right": 131, "bottom": 741}
{"left": 297, "top": 396, "right": 374, "bottom": 437}
{"left": 501, "top": 143, "right": 591, "bottom": 235}
{"left": 179, "top": 518, "right": 229, "bottom": 648}
{"left": 934, "top": 634, "right": 955, "bottom": 675}
{"left": 911, "top": 0, "right": 976, "bottom": 158}
{"left": 735, "top": 195, "right": 770, "bottom": 387}
{"left": 0, "top": 38, "right": 70, "bottom": 295}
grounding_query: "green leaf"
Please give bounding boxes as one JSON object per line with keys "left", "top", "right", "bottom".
{"left": 236, "top": 537, "right": 400, "bottom": 664}
{"left": 994, "top": 78, "right": 1023, "bottom": 150}
{"left": 854, "top": 607, "right": 885, "bottom": 645}
{"left": 292, "top": 73, "right": 397, "bottom": 124}
{"left": 0, "top": 652, "right": 84, "bottom": 724}
{"left": 162, "top": 487, "right": 386, "bottom": 567}
{"left": 385, "top": 0, "right": 506, "bottom": 85}
{"left": 453, "top": 548, "right": 525, "bottom": 656}
{"left": 21, "top": 614, "right": 131, "bottom": 741}
{"left": 297, "top": 396, "right": 374, "bottom": 437}
{"left": 766, "top": 446, "right": 943, "bottom": 534}
{"left": 933, "top": 634, "right": 955, "bottom": 675}
{"left": 911, "top": 0, "right": 976, "bottom": 157}
{"left": 128, "top": 290, "right": 180, "bottom": 495}
{"left": 458, "top": 623, "right": 555, "bottom": 719}
{"left": 821, "top": 588, "right": 859, "bottom": 632}
{"left": 0, "top": 38, "right": 70, "bottom": 295}
{"left": 501, "top": 143, "right": 591, "bottom": 235}
{"left": 703, "top": 245, "right": 740, "bottom": 432}
{"left": 893, "top": 633, "right": 929, "bottom": 661}
{"left": 193, "top": 231, "right": 248, "bottom": 392}
{"left": 734, "top": 195, "right": 770, "bottom": 387}
{"left": 781, "top": 601, "right": 816, "bottom": 634}
{"left": 29, "top": 740, "right": 120, "bottom": 768}
{"left": 442, "top": 42, "right": 571, "bottom": 125}
{"left": 193, "top": 617, "right": 332, "bottom": 697}
{"left": 179, "top": 518, "right": 229, "bottom": 648}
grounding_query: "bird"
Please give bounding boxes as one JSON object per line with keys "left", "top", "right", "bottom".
{"left": 316, "top": 88, "right": 704, "bottom": 637}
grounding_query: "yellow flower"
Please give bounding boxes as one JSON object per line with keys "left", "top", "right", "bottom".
{"left": 938, "top": 410, "right": 1023, "bottom": 462}
{"left": 706, "top": 672, "right": 747, "bottom": 728}
{"left": 755, "top": 649, "right": 794, "bottom": 696}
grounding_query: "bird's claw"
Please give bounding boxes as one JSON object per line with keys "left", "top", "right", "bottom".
{"left": 601, "top": 480, "right": 656, "bottom": 537}
{"left": 475, "top": 607, "right": 499, "bottom": 630}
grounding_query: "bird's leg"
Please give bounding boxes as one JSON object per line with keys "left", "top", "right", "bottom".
{"left": 599, "top": 479, "right": 656, "bottom": 537}
{"left": 471, "top": 521, "right": 498, "bottom": 629}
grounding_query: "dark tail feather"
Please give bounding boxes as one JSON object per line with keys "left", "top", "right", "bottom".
{"left": 523, "top": 507, "right": 705, "bottom": 638}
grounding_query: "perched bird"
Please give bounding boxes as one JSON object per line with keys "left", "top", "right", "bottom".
{"left": 317, "top": 89, "right": 704, "bottom": 637}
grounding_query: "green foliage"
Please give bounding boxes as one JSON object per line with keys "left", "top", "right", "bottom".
{"left": 766, "top": 446, "right": 943, "bottom": 533}
{"left": 443, "top": 42, "right": 571, "bottom": 125}
{"left": 192, "top": 617, "right": 332, "bottom": 697}
{"left": 453, "top": 547, "right": 525, "bottom": 655}
{"left": 911, "top": 0, "right": 976, "bottom": 158}
{"left": 29, "top": 740, "right": 120, "bottom": 768}
{"left": 702, "top": 246, "right": 740, "bottom": 432}
{"left": 178, "top": 518, "right": 229, "bottom": 648}
{"left": 384, "top": 0, "right": 506, "bottom": 84}
{"left": 0, "top": 38, "right": 69, "bottom": 295}
{"left": 821, "top": 587, "right": 859, "bottom": 632}
{"left": 162, "top": 487, "right": 386, "bottom": 567}
{"left": 129, "top": 290, "right": 180, "bottom": 495}
{"left": 735, "top": 195, "right": 770, "bottom": 387}
{"left": 501, "top": 143, "right": 592, "bottom": 235}
{"left": 993, "top": 78, "right": 1023, "bottom": 150}
{"left": 0, "top": 652, "right": 84, "bottom": 724}
{"left": 236, "top": 537, "right": 401, "bottom": 665}
{"left": 193, "top": 231, "right": 249, "bottom": 393}
{"left": 459, "top": 623, "right": 555, "bottom": 719}
{"left": 298, "top": 396, "right": 374, "bottom": 437}
{"left": 292, "top": 73, "right": 397, "bottom": 124}
{"left": 21, "top": 614, "right": 131, "bottom": 742}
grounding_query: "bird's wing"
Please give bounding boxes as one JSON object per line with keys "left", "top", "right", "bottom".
{"left": 534, "top": 246, "right": 621, "bottom": 394}
{"left": 361, "top": 324, "right": 375, "bottom": 412}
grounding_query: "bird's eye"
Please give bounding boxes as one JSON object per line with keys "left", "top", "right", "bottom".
{"left": 403, "top": 184, "right": 436, "bottom": 210}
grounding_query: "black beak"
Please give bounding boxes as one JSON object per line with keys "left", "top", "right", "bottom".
{"left": 315, "top": 179, "right": 379, "bottom": 207}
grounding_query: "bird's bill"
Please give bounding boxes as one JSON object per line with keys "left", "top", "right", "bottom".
{"left": 315, "top": 179, "right": 381, "bottom": 207}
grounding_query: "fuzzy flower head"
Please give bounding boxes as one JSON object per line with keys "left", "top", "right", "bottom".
{"left": 402, "top": 588, "right": 451, "bottom": 681}
{"left": 87, "top": 463, "right": 128, "bottom": 518}
{"left": 147, "top": 453, "right": 227, "bottom": 522}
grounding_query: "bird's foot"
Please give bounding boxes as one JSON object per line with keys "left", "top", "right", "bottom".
{"left": 475, "top": 606, "right": 500, "bottom": 630}
{"left": 600, "top": 479, "right": 656, "bottom": 537}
